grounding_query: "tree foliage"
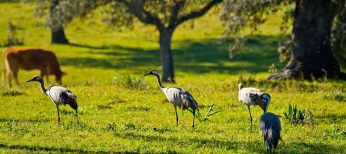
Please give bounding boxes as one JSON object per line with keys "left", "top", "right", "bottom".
{"left": 221, "top": 0, "right": 346, "bottom": 80}
{"left": 35, "top": 0, "right": 108, "bottom": 29}
{"left": 220, "top": 0, "right": 289, "bottom": 57}
{"left": 111, "top": 0, "right": 222, "bottom": 82}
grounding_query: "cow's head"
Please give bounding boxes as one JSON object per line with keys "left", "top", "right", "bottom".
{"left": 55, "top": 71, "right": 66, "bottom": 85}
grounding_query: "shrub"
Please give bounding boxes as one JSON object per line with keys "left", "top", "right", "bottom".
{"left": 284, "top": 104, "right": 314, "bottom": 126}
{"left": 124, "top": 123, "right": 136, "bottom": 130}
{"left": 104, "top": 122, "right": 117, "bottom": 132}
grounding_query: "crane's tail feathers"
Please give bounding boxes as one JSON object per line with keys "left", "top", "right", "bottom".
{"left": 188, "top": 104, "right": 220, "bottom": 122}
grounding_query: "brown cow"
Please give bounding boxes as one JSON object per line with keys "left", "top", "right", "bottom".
{"left": 2, "top": 47, "right": 65, "bottom": 87}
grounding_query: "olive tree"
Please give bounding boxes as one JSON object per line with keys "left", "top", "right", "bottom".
{"left": 35, "top": 0, "right": 108, "bottom": 44}
{"left": 221, "top": 0, "right": 346, "bottom": 80}
{"left": 115, "top": 0, "right": 223, "bottom": 82}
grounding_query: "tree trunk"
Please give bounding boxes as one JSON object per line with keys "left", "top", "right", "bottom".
{"left": 159, "top": 28, "right": 175, "bottom": 83}
{"left": 332, "top": 5, "right": 346, "bottom": 69}
{"left": 268, "top": 0, "right": 344, "bottom": 80}
{"left": 50, "top": 0, "right": 68, "bottom": 44}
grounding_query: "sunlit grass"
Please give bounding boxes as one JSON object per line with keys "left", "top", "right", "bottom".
{"left": 0, "top": 1, "right": 345, "bottom": 153}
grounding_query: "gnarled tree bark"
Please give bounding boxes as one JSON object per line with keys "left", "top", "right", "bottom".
{"left": 50, "top": 0, "right": 69, "bottom": 44}
{"left": 159, "top": 28, "right": 175, "bottom": 82}
{"left": 268, "top": 0, "right": 345, "bottom": 80}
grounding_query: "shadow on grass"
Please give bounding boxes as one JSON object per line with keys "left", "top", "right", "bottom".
{"left": 114, "top": 132, "right": 263, "bottom": 152}
{"left": 280, "top": 142, "right": 345, "bottom": 153}
{"left": 113, "top": 132, "right": 344, "bottom": 153}
{"left": 61, "top": 35, "right": 283, "bottom": 74}
{"left": 314, "top": 113, "right": 346, "bottom": 123}
{"left": 0, "top": 118, "right": 50, "bottom": 123}
{"left": 0, "top": 0, "right": 19, "bottom": 4}
{"left": 0, "top": 143, "right": 110, "bottom": 153}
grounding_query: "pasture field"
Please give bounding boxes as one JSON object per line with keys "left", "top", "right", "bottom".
{"left": 0, "top": 1, "right": 346, "bottom": 153}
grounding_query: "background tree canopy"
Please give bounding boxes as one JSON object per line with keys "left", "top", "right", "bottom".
{"left": 36, "top": 0, "right": 346, "bottom": 81}
{"left": 221, "top": 0, "right": 346, "bottom": 80}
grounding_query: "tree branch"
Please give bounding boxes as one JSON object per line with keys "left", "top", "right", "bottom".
{"left": 168, "top": 0, "right": 186, "bottom": 30}
{"left": 119, "top": 0, "right": 164, "bottom": 29}
{"left": 173, "top": 0, "right": 222, "bottom": 27}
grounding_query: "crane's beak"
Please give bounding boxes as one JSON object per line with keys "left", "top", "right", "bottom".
{"left": 26, "top": 78, "right": 35, "bottom": 82}
{"left": 143, "top": 72, "right": 151, "bottom": 76}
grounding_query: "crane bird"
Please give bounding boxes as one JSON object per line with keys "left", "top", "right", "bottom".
{"left": 238, "top": 83, "right": 267, "bottom": 126}
{"left": 27, "top": 75, "right": 78, "bottom": 123}
{"left": 144, "top": 70, "right": 198, "bottom": 128}
{"left": 258, "top": 93, "right": 282, "bottom": 153}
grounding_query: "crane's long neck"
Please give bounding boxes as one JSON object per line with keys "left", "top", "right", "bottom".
{"left": 264, "top": 98, "right": 270, "bottom": 113}
{"left": 155, "top": 74, "right": 165, "bottom": 89}
{"left": 38, "top": 80, "right": 48, "bottom": 95}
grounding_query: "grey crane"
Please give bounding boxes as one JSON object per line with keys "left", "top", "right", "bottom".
{"left": 238, "top": 83, "right": 267, "bottom": 125}
{"left": 144, "top": 70, "right": 198, "bottom": 128}
{"left": 258, "top": 93, "right": 282, "bottom": 153}
{"left": 27, "top": 75, "right": 78, "bottom": 123}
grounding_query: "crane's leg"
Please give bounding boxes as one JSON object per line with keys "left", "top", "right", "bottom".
{"left": 247, "top": 106, "right": 252, "bottom": 126}
{"left": 75, "top": 109, "right": 78, "bottom": 121}
{"left": 269, "top": 145, "right": 272, "bottom": 154}
{"left": 56, "top": 105, "right": 61, "bottom": 124}
{"left": 174, "top": 106, "right": 178, "bottom": 127}
{"left": 192, "top": 109, "right": 196, "bottom": 128}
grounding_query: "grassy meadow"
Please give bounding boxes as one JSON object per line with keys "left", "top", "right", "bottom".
{"left": 0, "top": 1, "right": 346, "bottom": 153}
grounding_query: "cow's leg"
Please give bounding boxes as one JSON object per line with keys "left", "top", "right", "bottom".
{"left": 40, "top": 71, "right": 49, "bottom": 84}
{"left": 7, "top": 71, "right": 12, "bottom": 88}
{"left": 46, "top": 75, "right": 49, "bottom": 83}
{"left": 13, "top": 70, "right": 19, "bottom": 86}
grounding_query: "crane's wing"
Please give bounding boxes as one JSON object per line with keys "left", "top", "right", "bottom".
{"left": 178, "top": 88, "right": 198, "bottom": 110}
{"left": 59, "top": 91, "right": 78, "bottom": 109}
{"left": 238, "top": 87, "right": 263, "bottom": 105}
{"left": 260, "top": 112, "right": 281, "bottom": 145}
{"left": 48, "top": 86, "right": 77, "bottom": 109}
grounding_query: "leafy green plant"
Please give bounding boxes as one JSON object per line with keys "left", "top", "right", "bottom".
{"left": 124, "top": 123, "right": 136, "bottom": 130}
{"left": 104, "top": 122, "right": 117, "bottom": 132}
{"left": 284, "top": 104, "right": 314, "bottom": 126}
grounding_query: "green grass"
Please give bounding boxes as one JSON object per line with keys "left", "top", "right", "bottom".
{"left": 0, "top": 1, "right": 345, "bottom": 153}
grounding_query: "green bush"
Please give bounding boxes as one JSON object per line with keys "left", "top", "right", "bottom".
{"left": 284, "top": 104, "right": 314, "bottom": 126}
